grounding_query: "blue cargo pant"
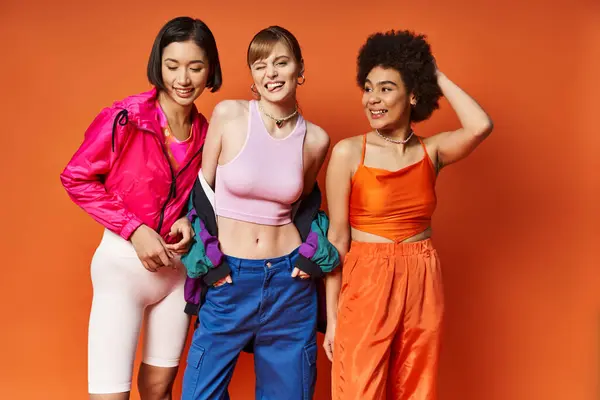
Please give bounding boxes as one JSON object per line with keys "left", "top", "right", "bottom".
{"left": 182, "top": 248, "right": 318, "bottom": 400}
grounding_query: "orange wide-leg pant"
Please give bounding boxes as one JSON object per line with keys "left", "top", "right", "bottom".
{"left": 332, "top": 239, "right": 444, "bottom": 400}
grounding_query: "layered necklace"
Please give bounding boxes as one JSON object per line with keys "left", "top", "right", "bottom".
{"left": 375, "top": 129, "right": 414, "bottom": 144}
{"left": 258, "top": 102, "right": 298, "bottom": 128}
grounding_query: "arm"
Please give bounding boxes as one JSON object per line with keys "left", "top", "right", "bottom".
{"left": 291, "top": 123, "right": 330, "bottom": 279}
{"left": 301, "top": 124, "right": 330, "bottom": 198}
{"left": 322, "top": 139, "right": 355, "bottom": 361}
{"left": 201, "top": 101, "right": 233, "bottom": 188}
{"left": 200, "top": 101, "right": 247, "bottom": 287}
{"left": 60, "top": 107, "right": 143, "bottom": 240}
{"left": 430, "top": 71, "right": 494, "bottom": 169}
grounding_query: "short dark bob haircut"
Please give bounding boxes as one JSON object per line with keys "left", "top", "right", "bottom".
{"left": 147, "top": 16, "right": 222, "bottom": 93}
{"left": 357, "top": 30, "right": 441, "bottom": 123}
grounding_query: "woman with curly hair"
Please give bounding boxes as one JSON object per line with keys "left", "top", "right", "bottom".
{"left": 325, "top": 30, "right": 493, "bottom": 399}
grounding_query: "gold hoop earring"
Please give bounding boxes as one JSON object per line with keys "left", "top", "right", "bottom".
{"left": 297, "top": 74, "right": 305, "bottom": 86}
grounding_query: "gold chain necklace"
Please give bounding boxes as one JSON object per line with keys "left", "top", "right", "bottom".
{"left": 258, "top": 103, "right": 298, "bottom": 128}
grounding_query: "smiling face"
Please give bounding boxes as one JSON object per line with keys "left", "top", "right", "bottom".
{"left": 161, "top": 40, "right": 210, "bottom": 107}
{"left": 362, "top": 66, "right": 416, "bottom": 130}
{"left": 249, "top": 40, "right": 302, "bottom": 104}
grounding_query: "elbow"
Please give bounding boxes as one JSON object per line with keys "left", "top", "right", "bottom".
{"left": 59, "top": 168, "right": 73, "bottom": 193}
{"left": 473, "top": 117, "right": 494, "bottom": 138}
{"left": 59, "top": 167, "right": 89, "bottom": 200}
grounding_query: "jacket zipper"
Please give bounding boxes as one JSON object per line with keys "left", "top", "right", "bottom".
{"left": 111, "top": 112, "right": 203, "bottom": 234}
{"left": 155, "top": 142, "right": 177, "bottom": 234}
{"left": 155, "top": 142, "right": 203, "bottom": 234}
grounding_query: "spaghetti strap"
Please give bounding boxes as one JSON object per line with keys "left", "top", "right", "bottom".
{"left": 360, "top": 134, "right": 367, "bottom": 164}
{"left": 416, "top": 135, "right": 430, "bottom": 158}
{"left": 416, "top": 135, "right": 435, "bottom": 169}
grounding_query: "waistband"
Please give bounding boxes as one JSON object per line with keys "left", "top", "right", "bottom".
{"left": 224, "top": 247, "right": 300, "bottom": 272}
{"left": 348, "top": 238, "right": 435, "bottom": 256}
{"left": 97, "top": 228, "right": 137, "bottom": 256}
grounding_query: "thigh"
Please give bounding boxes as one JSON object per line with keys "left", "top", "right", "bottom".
{"left": 256, "top": 259, "right": 318, "bottom": 345}
{"left": 181, "top": 266, "right": 257, "bottom": 400}
{"left": 387, "top": 252, "right": 444, "bottom": 400}
{"left": 253, "top": 268, "right": 318, "bottom": 400}
{"left": 331, "top": 253, "right": 404, "bottom": 400}
{"left": 143, "top": 267, "right": 191, "bottom": 368}
{"left": 88, "top": 252, "right": 145, "bottom": 395}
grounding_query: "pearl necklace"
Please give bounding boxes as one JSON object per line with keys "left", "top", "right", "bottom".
{"left": 375, "top": 129, "right": 414, "bottom": 144}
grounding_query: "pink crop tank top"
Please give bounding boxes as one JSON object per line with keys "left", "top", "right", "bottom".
{"left": 214, "top": 100, "right": 306, "bottom": 225}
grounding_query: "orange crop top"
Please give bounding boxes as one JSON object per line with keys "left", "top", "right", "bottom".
{"left": 349, "top": 134, "right": 437, "bottom": 242}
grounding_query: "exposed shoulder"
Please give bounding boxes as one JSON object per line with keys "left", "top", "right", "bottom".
{"left": 422, "top": 131, "right": 441, "bottom": 145}
{"left": 210, "top": 99, "right": 249, "bottom": 122}
{"left": 331, "top": 134, "right": 364, "bottom": 162}
{"left": 305, "top": 121, "right": 330, "bottom": 152}
{"left": 421, "top": 131, "right": 446, "bottom": 157}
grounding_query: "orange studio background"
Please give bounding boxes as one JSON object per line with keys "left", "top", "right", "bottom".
{"left": 1, "top": 0, "right": 598, "bottom": 399}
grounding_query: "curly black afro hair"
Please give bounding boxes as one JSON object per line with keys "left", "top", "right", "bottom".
{"left": 357, "top": 30, "right": 442, "bottom": 123}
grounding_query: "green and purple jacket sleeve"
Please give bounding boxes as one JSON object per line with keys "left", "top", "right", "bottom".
{"left": 294, "top": 210, "right": 340, "bottom": 278}
{"left": 181, "top": 195, "right": 230, "bottom": 285}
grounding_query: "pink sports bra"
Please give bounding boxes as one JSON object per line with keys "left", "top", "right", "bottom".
{"left": 214, "top": 100, "right": 306, "bottom": 225}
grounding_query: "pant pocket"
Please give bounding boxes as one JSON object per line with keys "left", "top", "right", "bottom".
{"left": 181, "top": 342, "right": 206, "bottom": 400}
{"left": 302, "top": 341, "right": 317, "bottom": 400}
{"left": 204, "top": 282, "right": 237, "bottom": 312}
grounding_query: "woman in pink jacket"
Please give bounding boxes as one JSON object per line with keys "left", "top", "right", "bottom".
{"left": 60, "top": 16, "right": 222, "bottom": 400}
